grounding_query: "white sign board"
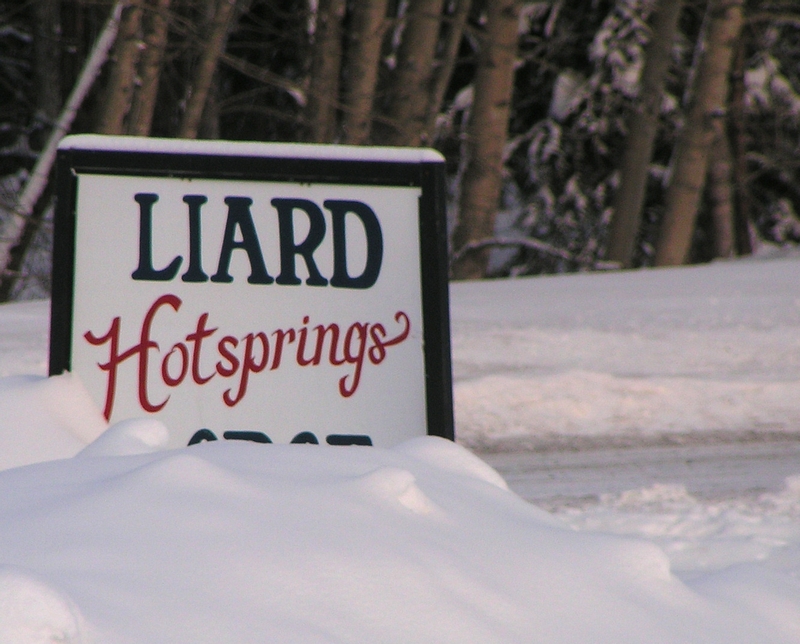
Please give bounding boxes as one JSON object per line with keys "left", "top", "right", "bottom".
{"left": 51, "top": 136, "right": 453, "bottom": 448}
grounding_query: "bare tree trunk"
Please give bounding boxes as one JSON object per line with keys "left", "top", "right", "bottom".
{"left": 304, "top": 0, "right": 346, "bottom": 143}
{"left": 97, "top": 0, "right": 144, "bottom": 134}
{"left": 655, "top": 0, "right": 744, "bottom": 267}
{"left": 450, "top": 0, "right": 520, "bottom": 280}
{"left": 179, "top": 0, "right": 240, "bottom": 139}
{"left": 707, "top": 118, "right": 736, "bottom": 258}
{"left": 385, "top": 0, "right": 446, "bottom": 146}
{"left": 127, "top": 0, "right": 171, "bottom": 136}
{"left": 199, "top": 72, "right": 221, "bottom": 139}
{"left": 0, "top": 181, "right": 55, "bottom": 302}
{"left": 0, "top": 1, "right": 124, "bottom": 296}
{"left": 32, "top": 0, "right": 62, "bottom": 123}
{"left": 606, "top": 0, "right": 683, "bottom": 268}
{"left": 340, "top": 0, "right": 389, "bottom": 145}
{"left": 425, "top": 0, "right": 471, "bottom": 142}
{"left": 729, "top": 29, "right": 752, "bottom": 255}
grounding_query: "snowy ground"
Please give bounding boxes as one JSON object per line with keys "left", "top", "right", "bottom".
{"left": 2, "top": 251, "right": 800, "bottom": 641}
{"left": 450, "top": 249, "right": 800, "bottom": 585}
{"left": 452, "top": 250, "right": 800, "bottom": 449}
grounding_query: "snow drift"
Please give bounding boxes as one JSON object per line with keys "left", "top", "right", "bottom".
{"left": 1, "top": 432, "right": 799, "bottom": 643}
{"left": 2, "top": 253, "right": 800, "bottom": 641}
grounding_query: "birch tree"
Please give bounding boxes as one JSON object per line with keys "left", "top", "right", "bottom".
{"left": 32, "top": 0, "right": 62, "bottom": 125}
{"left": 304, "top": 0, "right": 346, "bottom": 143}
{"left": 450, "top": 0, "right": 521, "bottom": 280}
{"left": 655, "top": 0, "right": 744, "bottom": 266}
{"left": 96, "top": 0, "right": 144, "bottom": 134}
{"left": 425, "top": 0, "right": 471, "bottom": 140}
{"left": 340, "top": 0, "right": 389, "bottom": 145}
{"left": 0, "top": 0, "right": 65, "bottom": 300}
{"left": 179, "top": 0, "right": 241, "bottom": 139}
{"left": 606, "top": 0, "right": 683, "bottom": 268}
{"left": 0, "top": 1, "right": 124, "bottom": 297}
{"left": 127, "top": 0, "right": 171, "bottom": 136}
{"left": 385, "top": 0, "right": 446, "bottom": 146}
{"left": 707, "top": 118, "right": 735, "bottom": 258}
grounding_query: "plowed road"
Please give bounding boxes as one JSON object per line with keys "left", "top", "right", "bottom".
{"left": 478, "top": 435, "right": 800, "bottom": 506}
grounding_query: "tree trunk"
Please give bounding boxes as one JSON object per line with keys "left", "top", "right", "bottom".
{"left": 3, "top": 0, "right": 64, "bottom": 300}
{"left": 655, "top": 0, "right": 744, "bottom": 267}
{"left": 0, "top": 1, "right": 124, "bottom": 298}
{"left": 425, "top": 0, "right": 471, "bottom": 142}
{"left": 450, "top": 0, "right": 520, "bottom": 280}
{"left": 96, "top": 0, "right": 144, "bottom": 134}
{"left": 199, "top": 71, "right": 222, "bottom": 139}
{"left": 0, "top": 181, "right": 55, "bottom": 302}
{"left": 385, "top": 0, "right": 445, "bottom": 146}
{"left": 32, "top": 0, "right": 62, "bottom": 123}
{"left": 707, "top": 118, "right": 735, "bottom": 258}
{"left": 729, "top": 28, "right": 752, "bottom": 255}
{"left": 127, "top": 0, "right": 171, "bottom": 136}
{"left": 606, "top": 0, "right": 683, "bottom": 268}
{"left": 179, "top": 0, "right": 240, "bottom": 139}
{"left": 340, "top": 0, "right": 389, "bottom": 145}
{"left": 304, "top": 0, "right": 346, "bottom": 143}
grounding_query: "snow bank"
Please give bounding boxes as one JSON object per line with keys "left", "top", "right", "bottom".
{"left": 0, "top": 299, "right": 49, "bottom": 377}
{"left": 0, "top": 566, "right": 88, "bottom": 644}
{"left": 1, "top": 255, "right": 800, "bottom": 641}
{"left": 1, "top": 437, "right": 799, "bottom": 643}
{"left": 559, "top": 477, "right": 800, "bottom": 575}
{"left": 456, "top": 371, "right": 800, "bottom": 447}
{"left": 451, "top": 255, "right": 800, "bottom": 448}
{"left": 77, "top": 417, "right": 169, "bottom": 458}
{"left": 0, "top": 372, "right": 107, "bottom": 470}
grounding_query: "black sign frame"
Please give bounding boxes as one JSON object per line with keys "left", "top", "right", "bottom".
{"left": 50, "top": 137, "right": 454, "bottom": 442}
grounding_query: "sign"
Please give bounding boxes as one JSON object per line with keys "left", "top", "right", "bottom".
{"left": 50, "top": 135, "right": 454, "bottom": 448}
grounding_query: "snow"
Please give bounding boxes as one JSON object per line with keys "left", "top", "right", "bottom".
{"left": 0, "top": 373, "right": 106, "bottom": 471}
{"left": 560, "top": 478, "right": 800, "bottom": 576}
{"left": 452, "top": 252, "right": 800, "bottom": 449}
{"left": 2, "top": 252, "right": 800, "bottom": 642}
{"left": 58, "top": 134, "right": 445, "bottom": 163}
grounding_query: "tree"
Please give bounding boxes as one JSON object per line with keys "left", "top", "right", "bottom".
{"left": 7, "top": 0, "right": 800, "bottom": 299}
{"left": 450, "top": 0, "right": 521, "bottom": 280}
{"left": 385, "top": 0, "right": 446, "bottom": 146}
{"left": 424, "top": 0, "right": 471, "bottom": 142}
{"left": 727, "top": 31, "right": 751, "bottom": 256}
{"left": 31, "top": 0, "right": 62, "bottom": 127}
{"left": 304, "top": 0, "right": 346, "bottom": 143}
{"left": 707, "top": 117, "right": 735, "bottom": 258}
{"left": 655, "top": 0, "right": 744, "bottom": 266}
{"left": 0, "top": 0, "right": 64, "bottom": 301}
{"left": 127, "top": 0, "right": 172, "bottom": 136}
{"left": 0, "top": 1, "right": 124, "bottom": 298}
{"left": 179, "top": 0, "right": 243, "bottom": 139}
{"left": 340, "top": 0, "right": 389, "bottom": 145}
{"left": 735, "top": 5, "right": 800, "bottom": 251}
{"left": 605, "top": 0, "right": 683, "bottom": 268}
{"left": 96, "top": 0, "right": 143, "bottom": 134}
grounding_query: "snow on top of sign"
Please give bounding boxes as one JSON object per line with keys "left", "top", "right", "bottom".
{"left": 58, "top": 134, "right": 445, "bottom": 163}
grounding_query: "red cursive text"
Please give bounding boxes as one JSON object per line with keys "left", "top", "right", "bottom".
{"left": 84, "top": 294, "right": 411, "bottom": 420}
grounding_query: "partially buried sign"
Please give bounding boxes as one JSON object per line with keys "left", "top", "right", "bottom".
{"left": 50, "top": 135, "right": 454, "bottom": 448}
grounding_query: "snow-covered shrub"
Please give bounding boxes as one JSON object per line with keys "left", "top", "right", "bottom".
{"left": 500, "top": 0, "right": 660, "bottom": 274}
{"left": 743, "top": 41, "right": 800, "bottom": 247}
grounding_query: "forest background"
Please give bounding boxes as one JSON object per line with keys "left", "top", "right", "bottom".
{"left": 0, "top": 0, "right": 798, "bottom": 300}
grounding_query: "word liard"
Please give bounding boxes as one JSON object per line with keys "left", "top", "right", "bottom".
{"left": 133, "top": 194, "right": 384, "bottom": 289}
